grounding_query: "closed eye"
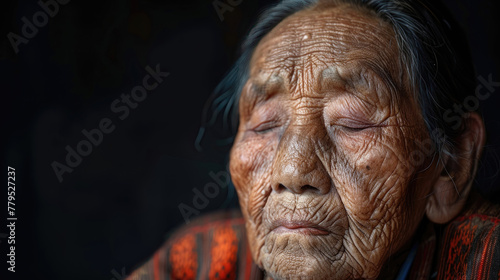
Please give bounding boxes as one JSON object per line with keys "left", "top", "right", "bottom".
{"left": 332, "top": 119, "right": 376, "bottom": 133}
{"left": 340, "top": 125, "right": 371, "bottom": 132}
{"left": 252, "top": 120, "right": 280, "bottom": 133}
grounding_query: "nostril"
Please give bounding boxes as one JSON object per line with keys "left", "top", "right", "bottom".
{"left": 276, "top": 184, "right": 287, "bottom": 192}
{"left": 301, "top": 185, "right": 319, "bottom": 193}
{"left": 274, "top": 183, "right": 321, "bottom": 194}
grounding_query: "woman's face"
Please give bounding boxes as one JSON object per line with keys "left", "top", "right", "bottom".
{"left": 230, "top": 4, "right": 441, "bottom": 280}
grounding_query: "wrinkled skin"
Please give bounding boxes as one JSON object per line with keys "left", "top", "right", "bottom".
{"left": 229, "top": 4, "right": 446, "bottom": 280}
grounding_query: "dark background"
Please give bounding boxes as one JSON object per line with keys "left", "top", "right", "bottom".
{"left": 0, "top": 0, "right": 499, "bottom": 279}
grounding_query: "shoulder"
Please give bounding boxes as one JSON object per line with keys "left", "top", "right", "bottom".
{"left": 436, "top": 192, "right": 500, "bottom": 279}
{"left": 127, "top": 209, "right": 257, "bottom": 280}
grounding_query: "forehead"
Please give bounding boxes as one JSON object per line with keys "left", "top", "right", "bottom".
{"left": 249, "top": 4, "right": 402, "bottom": 94}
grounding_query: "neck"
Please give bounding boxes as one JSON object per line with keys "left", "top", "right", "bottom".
{"left": 377, "top": 218, "right": 429, "bottom": 280}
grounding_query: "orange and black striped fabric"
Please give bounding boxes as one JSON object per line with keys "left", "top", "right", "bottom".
{"left": 127, "top": 210, "right": 265, "bottom": 280}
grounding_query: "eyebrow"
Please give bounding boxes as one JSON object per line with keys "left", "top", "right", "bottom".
{"left": 247, "top": 74, "right": 285, "bottom": 103}
{"left": 318, "top": 66, "right": 347, "bottom": 93}
{"left": 318, "top": 62, "right": 397, "bottom": 99}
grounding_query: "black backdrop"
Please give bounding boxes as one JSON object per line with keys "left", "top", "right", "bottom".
{"left": 1, "top": 0, "right": 499, "bottom": 279}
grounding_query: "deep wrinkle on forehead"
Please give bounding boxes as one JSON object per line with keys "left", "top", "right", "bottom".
{"left": 244, "top": 4, "right": 405, "bottom": 109}
{"left": 245, "top": 63, "right": 397, "bottom": 109}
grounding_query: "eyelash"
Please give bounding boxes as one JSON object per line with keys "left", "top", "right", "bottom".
{"left": 252, "top": 120, "right": 281, "bottom": 134}
{"left": 252, "top": 121, "right": 374, "bottom": 132}
{"left": 333, "top": 120, "right": 375, "bottom": 132}
{"left": 341, "top": 125, "right": 371, "bottom": 132}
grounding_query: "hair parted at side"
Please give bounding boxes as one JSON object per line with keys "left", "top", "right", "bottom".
{"left": 196, "top": 0, "right": 476, "bottom": 161}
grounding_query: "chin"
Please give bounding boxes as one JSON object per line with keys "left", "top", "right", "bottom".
{"left": 258, "top": 232, "right": 352, "bottom": 280}
{"left": 262, "top": 254, "right": 330, "bottom": 280}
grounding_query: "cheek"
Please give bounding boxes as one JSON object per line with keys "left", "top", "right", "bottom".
{"left": 336, "top": 129, "right": 411, "bottom": 220}
{"left": 230, "top": 133, "right": 276, "bottom": 216}
{"left": 335, "top": 125, "right": 432, "bottom": 254}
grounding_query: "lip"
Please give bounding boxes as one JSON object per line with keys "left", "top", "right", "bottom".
{"left": 271, "top": 220, "right": 330, "bottom": 236}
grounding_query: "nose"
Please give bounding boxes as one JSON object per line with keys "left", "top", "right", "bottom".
{"left": 270, "top": 126, "right": 332, "bottom": 195}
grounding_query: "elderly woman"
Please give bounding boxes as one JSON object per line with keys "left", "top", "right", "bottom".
{"left": 128, "top": 0, "right": 500, "bottom": 279}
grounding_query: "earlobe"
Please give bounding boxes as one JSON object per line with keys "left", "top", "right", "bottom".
{"left": 425, "top": 112, "right": 486, "bottom": 224}
{"left": 426, "top": 172, "right": 470, "bottom": 224}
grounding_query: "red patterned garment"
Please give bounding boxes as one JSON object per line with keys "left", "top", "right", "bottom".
{"left": 127, "top": 211, "right": 265, "bottom": 280}
{"left": 434, "top": 195, "right": 500, "bottom": 280}
{"left": 127, "top": 194, "right": 500, "bottom": 280}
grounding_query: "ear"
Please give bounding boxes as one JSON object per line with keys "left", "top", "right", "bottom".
{"left": 426, "top": 112, "right": 486, "bottom": 224}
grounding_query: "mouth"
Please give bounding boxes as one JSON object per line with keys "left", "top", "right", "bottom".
{"left": 271, "top": 220, "right": 330, "bottom": 236}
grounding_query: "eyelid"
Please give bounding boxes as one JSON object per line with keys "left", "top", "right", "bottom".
{"left": 329, "top": 118, "right": 378, "bottom": 133}
{"left": 325, "top": 96, "right": 384, "bottom": 131}
{"left": 335, "top": 118, "right": 372, "bottom": 128}
{"left": 252, "top": 119, "right": 281, "bottom": 133}
{"left": 247, "top": 101, "right": 283, "bottom": 133}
